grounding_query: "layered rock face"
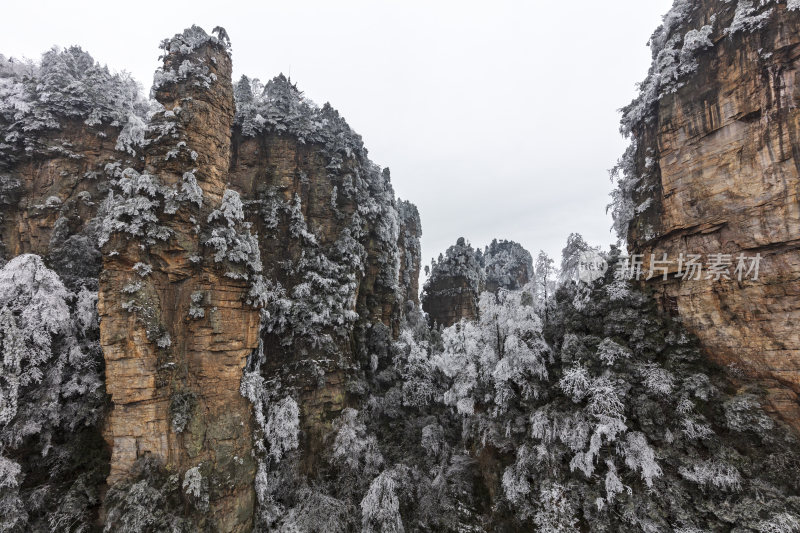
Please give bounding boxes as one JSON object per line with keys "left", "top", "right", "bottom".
{"left": 1, "top": 26, "right": 420, "bottom": 530}
{"left": 0, "top": 123, "right": 114, "bottom": 261}
{"left": 619, "top": 0, "right": 800, "bottom": 428}
{"left": 0, "top": 53, "right": 141, "bottom": 286}
{"left": 398, "top": 200, "right": 422, "bottom": 306}
{"left": 97, "top": 30, "right": 262, "bottom": 531}
{"left": 422, "top": 237, "right": 532, "bottom": 327}
{"left": 226, "top": 75, "right": 420, "bottom": 484}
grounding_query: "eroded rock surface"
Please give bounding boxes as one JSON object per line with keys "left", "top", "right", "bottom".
{"left": 98, "top": 29, "right": 260, "bottom": 530}
{"left": 619, "top": 0, "right": 800, "bottom": 429}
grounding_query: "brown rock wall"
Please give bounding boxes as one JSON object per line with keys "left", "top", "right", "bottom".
{"left": 98, "top": 33, "right": 259, "bottom": 531}
{"left": 628, "top": 1, "right": 800, "bottom": 429}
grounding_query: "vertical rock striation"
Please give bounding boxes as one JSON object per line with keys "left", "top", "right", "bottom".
{"left": 398, "top": 199, "right": 422, "bottom": 307}
{"left": 1, "top": 25, "right": 423, "bottom": 529}
{"left": 98, "top": 28, "right": 259, "bottom": 531}
{"left": 229, "top": 76, "right": 421, "bottom": 481}
{"left": 618, "top": 0, "right": 800, "bottom": 429}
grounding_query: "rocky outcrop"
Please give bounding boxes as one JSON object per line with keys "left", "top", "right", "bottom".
{"left": 619, "top": 0, "right": 800, "bottom": 429}
{"left": 422, "top": 238, "right": 532, "bottom": 327}
{"left": 0, "top": 123, "right": 114, "bottom": 261}
{"left": 7, "top": 14, "right": 800, "bottom": 532}
{"left": 0, "top": 25, "right": 422, "bottom": 530}
{"left": 229, "top": 79, "right": 419, "bottom": 483}
{"left": 98, "top": 29, "right": 260, "bottom": 531}
{"left": 484, "top": 238, "right": 533, "bottom": 293}
{"left": 398, "top": 200, "right": 422, "bottom": 307}
{"left": 0, "top": 47, "right": 146, "bottom": 288}
{"left": 422, "top": 237, "right": 483, "bottom": 327}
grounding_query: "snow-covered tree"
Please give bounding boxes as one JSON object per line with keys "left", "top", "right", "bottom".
{"left": 361, "top": 470, "right": 404, "bottom": 533}
{"left": 0, "top": 254, "right": 106, "bottom": 532}
{"left": 559, "top": 232, "right": 592, "bottom": 284}
{"left": 265, "top": 396, "right": 300, "bottom": 462}
{"left": 534, "top": 250, "right": 557, "bottom": 320}
{"left": 0, "top": 46, "right": 147, "bottom": 164}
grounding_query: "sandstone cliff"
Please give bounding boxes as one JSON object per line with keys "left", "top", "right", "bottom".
{"left": 98, "top": 29, "right": 261, "bottom": 531}
{"left": 0, "top": 26, "right": 421, "bottom": 531}
{"left": 5, "top": 9, "right": 800, "bottom": 531}
{"left": 616, "top": 0, "right": 800, "bottom": 430}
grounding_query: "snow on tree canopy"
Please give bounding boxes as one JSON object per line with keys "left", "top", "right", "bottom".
{"left": 265, "top": 396, "right": 299, "bottom": 462}
{"left": 233, "top": 73, "right": 366, "bottom": 162}
{"left": 483, "top": 239, "right": 533, "bottom": 291}
{"left": 424, "top": 237, "right": 484, "bottom": 296}
{"left": 361, "top": 470, "right": 404, "bottom": 533}
{"left": 0, "top": 46, "right": 148, "bottom": 165}
{"left": 159, "top": 24, "right": 230, "bottom": 56}
{"left": 0, "top": 254, "right": 105, "bottom": 532}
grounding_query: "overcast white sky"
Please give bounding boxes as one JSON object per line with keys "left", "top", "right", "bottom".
{"left": 1, "top": 0, "right": 673, "bottom": 269}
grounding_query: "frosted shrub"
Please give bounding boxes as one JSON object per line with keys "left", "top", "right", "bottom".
{"left": 436, "top": 322, "right": 480, "bottom": 416}
{"left": 621, "top": 432, "right": 662, "bottom": 488}
{"left": 330, "top": 408, "right": 383, "bottom": 476}
{"left": 502, "top": 446, "right": 533, "bottom": 505}
{"left": 596, "top": 338, "right": 631, "bottom": 365}
{"left": 265, "top": 396, "right": 299, "bottom": 462}
{"left": 533, "top": 483, "right": 578, "bottom": 533}
{"left": 181, "top": 171, "right": 203, "bottom": 207}
{"left": 420, "top": 424, "right": 445, "bottom": 458}
{"left": 723, "top": 394, "right": 774, "bottom": 435}
{"left": 727, "top": 1, "right": 773, "bottom": 35}
{"left": 98, "top": 169, "right": 171, "bottom": 247}
{"left": 0, "top": 254, "right": 75, "bottom": 426}
{"left": 394, "top": 330, "right": 435, "bottom": 408}
{"left": 679, "top": 460, "right": 742, "bottom": 492}
{"left": 188, "top": 291, "right": 205, "bottom": 319}
{"left": 182, "top": 466, "right": 209, "bottom": 511}
{"left": 0, "top": 255, "right": 105, "bottom": 532}
{"left": 361, "top": 471, "right": 404, "bottom": 533}
{"left": 586, "top": 377, "right": 626, "bottom": 422}
{"left": 170, "top": 389, "right": 195, "bottom": 433}
{"left": 638, "top": 363, "right": 675, "bottom": 396}
{"left": 559, "top": 364, "right": 591, "bottom": 402}
{"left": 255, "top": 191, "right": 364, "bottom": 347}
{"left": 757, "top": 512, "right": 800, "bottom": 533}
{"left": 603, "top": 460, "right": 629, "bottom": 504}
{"left": 437, "top": 289, "right": 547, "bottom": 417}
{"left": 680, "top": 417, "right": 714, "bottom": 440}
{"left": 204, "top": 189, "right": 262, "bottom": 281}
{"left": 276, "top": 488, "right": 349, "bottom": 533}
{"left": 207, "top": 189, "right": 244, "bottom": 225}
{"left": 0, "top": 455, "right": 24, "bottom": 530}
{"left": 103, "top": 457, "right": 186, "bottom": 533}
{"left": 116, "top": 113, "right": 147, "bottom": 156}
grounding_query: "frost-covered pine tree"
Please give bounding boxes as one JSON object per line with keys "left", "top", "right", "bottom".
{"left": 0, "top": 254, "right": 106, "bottom": 532}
